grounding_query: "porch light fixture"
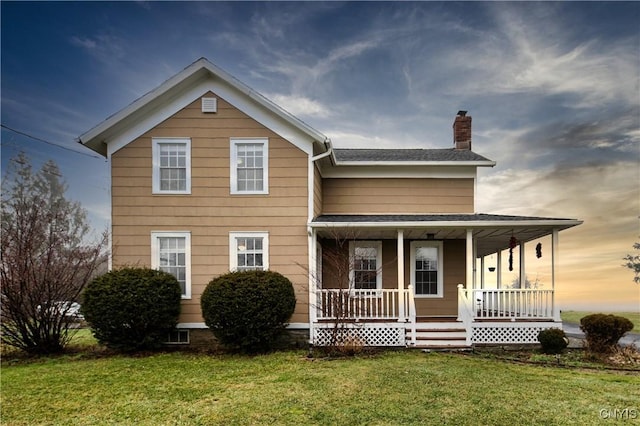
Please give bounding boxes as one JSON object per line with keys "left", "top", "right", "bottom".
{"left": 488, "top": 267, "right": 496, "bottom": 272}
{"left": 426, "top": 233, "right": 435, "bottom": 240}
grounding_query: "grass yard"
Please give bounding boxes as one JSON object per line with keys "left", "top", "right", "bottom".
{"left": 2, "top": 349, "right": 639, "bottom": 425}
{"left": 561, "top": 311, "right": 639, "bottom": 332}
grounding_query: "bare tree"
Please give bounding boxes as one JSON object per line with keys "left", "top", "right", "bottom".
{"left": 308, "top": 230, "right": 395, "bottom": 353}
{"left": 508, "top": 275, "right": 542, "bottom": 289}
{"left": 622, "top": 242, "right": 640, "bottom": 284}
{"left": 1, "top": 153, "right": 107, "bottom": 354}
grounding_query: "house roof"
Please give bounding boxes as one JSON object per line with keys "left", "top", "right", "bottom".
{"left": 333, "top": 148, "right": 495, "bottom": 166}
{"left": 79, "top": 57, "right": 330, "bottom": 157}
{"left": 311, "top": 214, "right": 583, "bottom": 257}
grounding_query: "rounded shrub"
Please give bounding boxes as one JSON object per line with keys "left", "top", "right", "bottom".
{"left": 82, "top": 267, "right": 182, "bottom": 351}
{"left": 201, "top": 270, "right": 296, "bottom": 353}
{"left": 537, "top": 328, "right": 568, "bottom": 354}
{"left": 580, "top": 314, "right": 634, "bottom": 353}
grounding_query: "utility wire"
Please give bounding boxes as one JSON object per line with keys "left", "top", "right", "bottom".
{"left": 0, "top": 124, "right": 104, "bottom": 160}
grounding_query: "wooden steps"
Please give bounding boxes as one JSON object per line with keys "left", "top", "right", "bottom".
{"left": 406, "top": 318, "right": 469, "bottom": 349}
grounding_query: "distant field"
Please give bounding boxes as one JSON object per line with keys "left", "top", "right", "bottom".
{"left": 561, "top": 311, "right": 639, "bottom": 332}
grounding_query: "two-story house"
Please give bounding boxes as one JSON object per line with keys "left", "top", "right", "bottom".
{"left": 80, "top": 58, "right": 581, "bottom": 348}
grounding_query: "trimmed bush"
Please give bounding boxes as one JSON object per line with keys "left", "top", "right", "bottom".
{"left": 580, "top": 314, "right": 634, "bottom": 353}
{"left": 537, "top": 328, "right": 568, "bottom": 354}
{"left": 201, "top": 270, "right": 296, "bottom": 353}
{"left": 82, "top": 267, "right": 182, "bottom": 352}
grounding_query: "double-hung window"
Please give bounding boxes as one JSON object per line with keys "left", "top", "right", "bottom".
{"left": 152, "top": 138, "right": 191, "bottom": 194}
{"left": 151, "top": 232, "right": 191, "bottom": 299}
{"left": 230, "top": 138, "right": 268, "bottom": 194}
{"left": 349, "top": 241, "right": 382, "bottom": 291}
{"left": 229, "top": 232, "right": 269, "bottom": 271}
{"left": 410, "top": 241, "right": 443, "bottom": 297}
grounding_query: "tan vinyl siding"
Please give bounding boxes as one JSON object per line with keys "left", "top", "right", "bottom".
{"left": 322, "top": 178, "right": 474, "bottom": 214}
{"left": 313, "top": 164, "right": 322, "bottom": 218}
{"left": 111, "top": 92, "right": 310, "bottom": 324}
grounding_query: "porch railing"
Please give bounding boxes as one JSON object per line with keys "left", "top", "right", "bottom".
{"left": 458, "top": 287, "right": 555, "bottom": 320}
{"left": 316, "top": 288, "right": 410, "bottom": 321}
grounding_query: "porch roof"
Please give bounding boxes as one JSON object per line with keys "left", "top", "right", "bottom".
{"left": 311, "top": 214, "right": 582, "bottom": 257}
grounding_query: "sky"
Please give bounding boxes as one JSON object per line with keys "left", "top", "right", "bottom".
{"left": 1, "top": 1, "right": 639, "bottom": 311}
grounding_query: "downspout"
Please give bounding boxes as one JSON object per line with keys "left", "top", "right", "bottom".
{"left": 310, "top": 140, "right": 333, "bottom": 163}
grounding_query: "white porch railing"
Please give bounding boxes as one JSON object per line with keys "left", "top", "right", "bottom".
{"left": 316, "top": 288, "right": 410, "bottom": 321}
{"left": 458, "top": 286, "right": 555, "bottom": 320}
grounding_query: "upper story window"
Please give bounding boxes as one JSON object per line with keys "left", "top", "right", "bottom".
{"left": 229, "top": 232, "right": 269, "bottom": 271}
{"left": 349, "top": 241, "right": 382, "bottom": 290}
{"left": 410, "top": 241, "right": 443, "bottom": 297}
{"left": 152, "top": 138, "right": 191, "bottom": 194}
{"left": 230, "top": 138, "right": 269, "bottom": 195}
{"left": 151, "top": 231, "right": 191, "bottom": 299}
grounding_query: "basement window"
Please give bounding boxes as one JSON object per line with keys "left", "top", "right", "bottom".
{"left": 165, "top": 329, "right": 190, "bottom": 345}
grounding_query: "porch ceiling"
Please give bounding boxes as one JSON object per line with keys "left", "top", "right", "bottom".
{"left": 311, "top": 214, "right": 582, "bottom": 257}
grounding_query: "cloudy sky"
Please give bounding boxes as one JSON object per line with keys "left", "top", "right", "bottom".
{"left": 2, "top": 1, "right": 638, "bottom": 311}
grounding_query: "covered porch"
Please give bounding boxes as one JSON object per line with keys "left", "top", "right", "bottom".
{"left": 308, "top": 214, "right": 582, "bottom": 347}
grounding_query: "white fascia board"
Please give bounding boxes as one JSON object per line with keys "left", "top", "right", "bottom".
{"left": 309, "top": 219, "right": 583, "bottom": 230}
{"left": 334, "top": 160, "right": 496, "bottom": 167}
{"left": 321, "top": 165, "right": 478, "bottom": 179}
{"left": 81, "top": 58, "right": 328, "bottom": 157}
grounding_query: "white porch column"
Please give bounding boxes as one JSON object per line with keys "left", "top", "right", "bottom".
{"left": 519, "top": 241, "right": 526, "bottom": 289}
{"left": 397, "top": 229, "right": 405, "bottom": 320}
{"left": 308, "top": 229, "right": 318, "bottom": 328}
{"left": 480, "top": 256, "right": 485, "bottom": 289}
{"left": 552, "top": 229, "right": 560, "bottom": 321}
{"left": 466, "top": 229, "right": 473, "bottom": 289}
{"left": 496, "top": 250, "right": 503, "bottom": 289}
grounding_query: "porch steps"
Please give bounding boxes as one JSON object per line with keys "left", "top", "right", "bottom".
{"left": 406, "top": 320, "right": 469, "bottom": 349}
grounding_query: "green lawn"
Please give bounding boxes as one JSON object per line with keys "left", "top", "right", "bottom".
{"left": 2, "top": 349, "right": 639, "bottom": 425}
{"left": 561, "top": 311, "right": 639, "bottom": 332}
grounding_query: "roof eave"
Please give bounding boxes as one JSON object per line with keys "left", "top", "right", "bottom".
{"left": 333, "top": 160, "right": 496, "bottom": 167}
{"left": 310, "top": 219, "right": 583, "bottom": 229}
{"left": 79, "top": 58, "right": 329, "bottom": 157}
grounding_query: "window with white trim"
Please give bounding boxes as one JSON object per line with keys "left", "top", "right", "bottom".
{"left": 349, "top": 241, "right": 382, "bottom": 290}
{"left": 410, "top": 241, "right": 443, "bottom": 297}
{"left": 229, "top": 232, "right": 269, "bottom": 271}
{"left": 152, "top": 138, "right": 191, "bottom": 194}
{"left": 230, "top": 138, "right": 268, "bottom": 194}
{"left": 151, "top": 232, "right": 191, "bottom": 299}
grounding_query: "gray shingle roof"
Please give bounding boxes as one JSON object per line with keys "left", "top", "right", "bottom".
{"left": 313, "top": 214, "right": 578, "bottom": 223}
{"left": 333, "top": 148, "right": 493, "bottom": 163}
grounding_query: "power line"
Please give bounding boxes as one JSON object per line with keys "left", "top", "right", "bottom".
{"left": 0, "top": 124, "right": 104, "bottom": 160}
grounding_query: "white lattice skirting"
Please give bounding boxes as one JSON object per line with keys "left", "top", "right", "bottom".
{"left": 471, "top": 323, "right": 558, "bottom": 344}
{"left": 313, "top": 323, "right": 406, "bottom": 347}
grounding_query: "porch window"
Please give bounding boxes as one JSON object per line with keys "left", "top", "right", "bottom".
{"left": 349, "top": 241, "right": 382, "bottom": 290}
{"left": 152, "top": 138, "right": 191, "bottom": 194}
{"left": 230, "top": 138, "right": 269, "bottom": 194}
{"left": 151, "top": 231, "right": 191, "bottom": 299}
{"left": 229, "top": 232, "right": 269, "bottom": 271}
{"left": 410, "top": 241, "right": 443, "bottom": 297}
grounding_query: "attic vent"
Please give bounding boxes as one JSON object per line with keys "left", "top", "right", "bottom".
{"left": 201, "top": 97, "right": 217, "bottom": 113}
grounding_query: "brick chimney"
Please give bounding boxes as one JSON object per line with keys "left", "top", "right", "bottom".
{"left": 453, "top": 110, "right": 472, "bottom": 150}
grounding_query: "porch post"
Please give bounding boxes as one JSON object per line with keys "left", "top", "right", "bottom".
{"left": 397, "top": 229, "right": 405, "bottom": 321}
{"left": 519, "top": 241, "right": 526, "bottom": 289}
{"left": 496, "top": 250, "right": 502, "bottom": 289}
{"left": 552, "top": 229, "right": 560, "bottom": 321}
{"left": 480, "top": 256, "right": 485, "bottom": 289}
{"left": 309, "top": 229, "right": 318, "bottom": 329}
{"left": 466, "top": 229, "right": 473, "bottom": 289}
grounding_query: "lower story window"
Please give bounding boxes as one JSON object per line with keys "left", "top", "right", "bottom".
{"left": 349, "top": 241, "right": 382, "bottom": 290}
{"left": 411, "top": 241, "right": 443, "bottom": 297}
{"left": 229, "top": 232, "right": 269, "bottom": 271}
{"left": 151, "top": 231, "right": 191, "bottom": 299}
